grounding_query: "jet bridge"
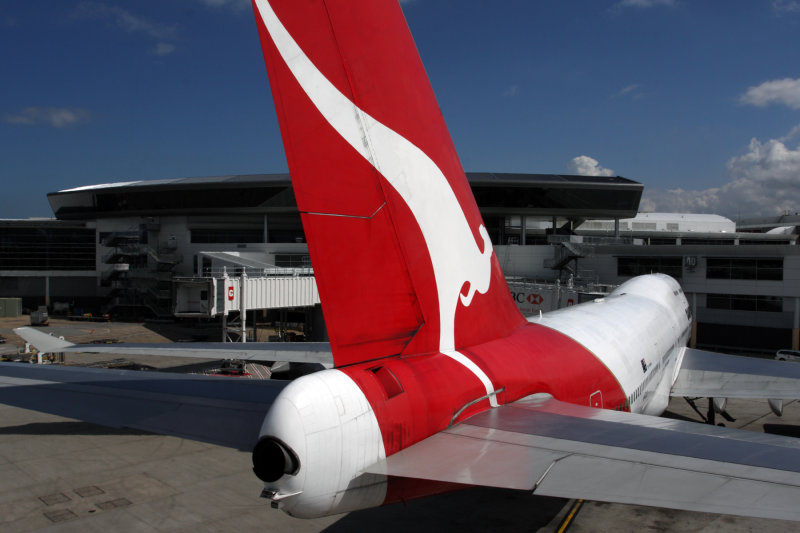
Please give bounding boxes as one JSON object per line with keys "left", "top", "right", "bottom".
{"left": 174, "top": 267, "right": 320, "bottom": 343}
{"left": 174, "top": 252, "right": 321, "bottom": 342}
{"left": 174, "top": 270, "right": 319, "bottom": 318}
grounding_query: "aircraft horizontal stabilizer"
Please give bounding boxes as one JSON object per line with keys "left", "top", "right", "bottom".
{"left": 672, "top": 347, "right": 800, "bottom": 399}
{"left": 366, "top": 393, "right": 800, "bottom": 521}
{"left": 0, "top": 362, "right": 286, "bottom": 450}
{"left": 13, "top": 327, "right": 333, "bottom": 366}
{"left": 13, "top": 327, "right": 74, "bottom": 353}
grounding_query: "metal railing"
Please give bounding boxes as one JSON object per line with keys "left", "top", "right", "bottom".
{"left": 199, "top": 266, "right": 314, "bottom": 278}
{"left": 547, "top": 234, "right": 637, "bottom": 246}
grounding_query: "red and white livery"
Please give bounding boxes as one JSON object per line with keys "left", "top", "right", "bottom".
{"left": 5, "top": 0, "right": 800, "bottom": 524}
{"left": 247, "top": 0, "right": 800, "bottom": 521}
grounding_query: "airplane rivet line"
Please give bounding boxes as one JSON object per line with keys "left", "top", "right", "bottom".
{"left": 302, "top": 202, "right": 386, "bottom": 220}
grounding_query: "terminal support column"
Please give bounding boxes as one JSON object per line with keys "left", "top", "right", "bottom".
{"left": 690, "top": 292, "right": 698, "bottom": 349}
{"left": 240, "top": 270, "right": 247, "bottom": 343}
{"left": 794, "top": 296, "right": 799, "bottom": 351}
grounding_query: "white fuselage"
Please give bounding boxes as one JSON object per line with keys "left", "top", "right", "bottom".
{"left": 531, "top": 274, "right": 692, "bottom": 415}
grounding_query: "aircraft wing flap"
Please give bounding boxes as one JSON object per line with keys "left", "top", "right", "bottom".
{"left": 14, "top": 327, "right": 333, "bottom": 365}
{"left": 671, "top": 347, "right": 800, "bottom": 398}
{"left": 0, "top": 362, "right": 285, "bottom": 450}
{"left": 366, "top": 394, "right": 800, "bottom": 521}
{"left": 52, "top": 342, "right": 334, "bottom": 364}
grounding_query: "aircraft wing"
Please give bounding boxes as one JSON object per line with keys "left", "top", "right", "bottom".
{"left": 13, "top": 327, "right": 333, "bottom": 365}
{"left": 0, "top": 361, "right": 284, "bottom": 450}
{"left": 671, "top": 347, "right": 800, "bottom": 399}
{"left": 366, "top": 393, "right": 800, "bottom": 521}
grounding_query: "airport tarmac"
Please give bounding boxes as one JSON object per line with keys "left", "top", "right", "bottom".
{"left": 2, "top": 319, "right": 800, "bottom": 531}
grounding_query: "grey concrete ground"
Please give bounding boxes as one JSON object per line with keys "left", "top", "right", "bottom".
{"left": 2, "top": 318, "right": 800, "bottom": 531}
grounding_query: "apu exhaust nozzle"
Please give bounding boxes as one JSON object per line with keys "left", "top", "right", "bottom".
{"left": 252, "top": 437, "right": 299, "bottom": 482}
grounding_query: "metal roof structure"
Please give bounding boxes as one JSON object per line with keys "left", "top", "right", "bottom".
{"left": 47, "top": 173, "right": 643, "bottom": 221}
{"left": 737, "top": 213, "right": 800, "bottom": 232}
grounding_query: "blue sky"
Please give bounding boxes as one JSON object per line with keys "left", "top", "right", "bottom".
{"left": 2, "top": 0, "right": 799, "bottom": 219}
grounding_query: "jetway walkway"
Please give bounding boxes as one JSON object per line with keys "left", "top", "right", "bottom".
{"left": 174, "top": 267, "right": 320, "bottom": 343}
{"left": 173, "top": 269, "right": 319, "bottom": 318}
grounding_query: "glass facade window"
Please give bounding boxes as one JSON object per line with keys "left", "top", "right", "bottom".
{"left": 706, "top": 258, "right": 783, "bottom": 280}
{"left": 0, "top": 227, "right": 95, "bottom": 271}
{"left": 94, "top": 187, "right": 289, "bottom": 213}
{"left": 470, "top": 186, "right": 640, "bottom": 213}
{"left": 482, "top": 215, "right": 507, "bottom": 245}
{"left": 706, "top": 293, "right": 783, "bottom": 313}
{"left": 267, "top": 214, "right": 305, "bottom": 243}
{"left": 274, "top": 254, "right": 311, "bottom": 268}
{"left": 617, "top": 256, "right": 682, "bottom": 278}
{"left": 525, "top": 235, "right": 549, "bottom": 245}
{"left": 682, "top": 238, "right": 735, "bottom": 246}
{"left": 739, "top": 239, "right": 789, "bottom": 245}
{"left": 648, "top": 238, "right": 677, "bottom": 245}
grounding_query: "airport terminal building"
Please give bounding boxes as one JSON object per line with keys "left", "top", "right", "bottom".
{"left": 1, "top": 172, "right": 798, "bottom": 353}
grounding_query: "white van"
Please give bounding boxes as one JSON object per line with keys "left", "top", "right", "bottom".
{"left": 775, "top": 349, "right": 800, "bottom": 361}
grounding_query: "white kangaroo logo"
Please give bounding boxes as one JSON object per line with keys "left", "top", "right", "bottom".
{"left": 255, "top": 0, "right": 498, "bottom": 404}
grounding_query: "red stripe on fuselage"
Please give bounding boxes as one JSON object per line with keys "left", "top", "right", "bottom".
{"left": 341, "top": 351, "right": 489, "bottom": 457}
{"left": 375, "top": 320, "right": 631, "bottom": 505}
{"left": 465, "top": 323, "right": 626, "bottom": 409}
{"left": 339, "top": 322, "right": 627, "bottom": 459}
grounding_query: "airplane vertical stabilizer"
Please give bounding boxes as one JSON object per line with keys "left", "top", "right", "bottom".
{"left": 252, "top": 0, "right": 525, "bottom": 366}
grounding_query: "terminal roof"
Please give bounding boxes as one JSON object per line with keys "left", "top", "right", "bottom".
{"left": 48, "top": 173, "right": 642, "bottom": 220}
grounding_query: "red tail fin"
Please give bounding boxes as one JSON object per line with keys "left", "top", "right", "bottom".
{"left": 252, "top": 0, "right": 525, "bottom": 366}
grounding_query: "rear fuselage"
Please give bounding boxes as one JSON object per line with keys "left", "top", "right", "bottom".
{"left": 255, "top": 273, "right": 691, "bottom": 517}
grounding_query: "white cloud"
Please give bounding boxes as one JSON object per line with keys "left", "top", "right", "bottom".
{"left": 198, "top": 0, "right": 251, "bottom": 11}
{"left": 3, "top": 107, "right": 91, "bottom": 128}
{"left": 614, "top": 83, "right": 645, "bottom": 100}
{"left": 568, "top": 155, "right": 616, "bottom": 177}
{"left": 503, "top": 84, "right": 520, "bottom": 98}
{"left": 780, "top": 124, "right": 800, "bottom": 142}
{"left": 727, "top": 134, "right": 800, "bottom": 184}
{"left": 152, "top": 42, "right": 176, "bottom": 56}
{"left": 774, "top": 0, "right": 800, "bottom": 12}
{"left": 75, "top": 2, "right": 176, "bottom": 40}
{"left": 641, "top": 126, "right": 800, "bottom": 217}
{"left": 739, "top": 78, "right": 800, "bottom": 110}
{"left": 615, "top": 0, "right": 675, "bottom": 8}
{"left": 618, "top": 84, "right": 640, "bottom": 96}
